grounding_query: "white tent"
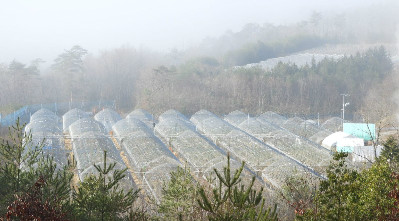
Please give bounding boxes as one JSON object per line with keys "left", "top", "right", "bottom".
{"left": 322, "top": 132, "right": 364, "bottom": 150}
{"left": 336, "top": 137, "right": 364, "bottom": 152}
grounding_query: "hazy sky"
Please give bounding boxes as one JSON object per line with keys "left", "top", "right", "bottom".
{"left": 0, "top": 0, "right": 391, "bottom": 64}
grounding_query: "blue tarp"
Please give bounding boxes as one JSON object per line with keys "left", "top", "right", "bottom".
{"left": 343, "top": 123, "right": 375, "bottom": 141}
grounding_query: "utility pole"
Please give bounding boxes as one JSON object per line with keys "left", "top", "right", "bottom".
{"left": 341, "top": 94, "right": 350, "bottom": 128}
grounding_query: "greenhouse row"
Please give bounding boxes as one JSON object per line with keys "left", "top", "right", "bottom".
{"left": 191, "top": 110, "right": 317, "bottom": 188}
{"left": 25, "top": 108, "right": 68, "bottom": 168}
{"left": 64, "top": 108, "right": 136, "bottom": 191}
{"left": 224, "top": 111, "right": 332, "bottom": 174}
{"left": 155, "top": 110, "right": 265, "bottom": 191}
{"left": 62, "top": 108, "right": 91, "bottom": 132}
{"left": 112, "top": 117, "right": 181, "bottom": 202}
{"left": 257, "top": 112, "right": 332, "bottom": 145}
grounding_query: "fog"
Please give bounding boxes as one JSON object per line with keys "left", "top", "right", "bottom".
{"left": 0, "top": 0, "right": 392, "bottom": 64}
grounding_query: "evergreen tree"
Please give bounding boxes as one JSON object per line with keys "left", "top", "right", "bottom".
{"left": 381, "top": 136, "right": 399, "bottom": 165}
{"left": 197, "top": 154, "right": 277, "bottom": 221}
{"left": 158, "top": 166, "right": 203, "bottom": 220}
{"left": 302, "top": 152, "right": 359, "bottom": 220}
{"left": 73, "top": 151, "right": 139, "bottom": 221}
{"left": 0, "top": 118, "right": 73, "bottom": 217}
{"left": 298, "top": 152, "right": 399, "bottom": 220}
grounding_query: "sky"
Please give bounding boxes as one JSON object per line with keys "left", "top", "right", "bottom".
{"left": 0, "top": 0, "right": 392, "bottom": 65}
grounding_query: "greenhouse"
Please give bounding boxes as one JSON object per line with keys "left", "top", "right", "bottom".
{"left": 309, "top": 130, "right": 333, "bottom": 145}
{"left": 352, "top": 146, "right": 382, "bottom": 162}
{"left": 192, "top": 111, "right": 318, "bottom": 189}
{"left": 192, "top": 115, "right": 234, "bottom": 137}
{"left": 112, "top": 118, "right": 153, "bottom": 141}
{"left": 321, "top": 117, "right": 346, "bottom": 132}
{"left": 167, "top": 130, "right": 227, "bottom": 172}
{"left": 62, "top": 108, "right": 90, "bottom": 132}
{"left": 25, "top": 109, "right": 68, "bottom": 169}
{"left": 190, "top": 109, "right": 218, "bottom": 126}
{"left": 112, "top": 118, "right": 181, "bottom": 201}
{"left": 279, "top": 117, "right": 333, "bottom": 144}
{"left": 257, "top": 111, "right": 287, "bottom": 126}
{"left": 140, "top": 158, "right": 182, "bottom": 202}
{"left": 281, "top": 117, "right": 330, "bottom": 140}
{"left": 157, "top": 110, "right": 261, "bottom": 187}
{"left": 224, "top": 110, "right": 249, "bottom": 127}
{"left": 68, "top": 118, "right": 106, "bottom": 138}
{"left": 235, "top": 117, "right": 332, "bottom": 174}
{"left": 256, "top": 113, "right": 332, "bottom": 145}
{"left": 71, "top": 131, "right": 135, "bottom": 190}
{"left": 30, "top": 108, "right": 61, "bottom": 123}
{"left": 155, "top": 117, "right": 196, "bottom": 138}
{"left": 126, "top": 109, "right": 154, "bottom": 128}
{"left": 25, "top": 118, "right": 62, "bottom": 135}
{"left": 94, "top": 108, "right": 122, "bottom": 132}
{"left": 158, "top": 109, "right": 191, "bottom": 124}
{"left": 120, "top": 136, "right": 180, "bottom": 201}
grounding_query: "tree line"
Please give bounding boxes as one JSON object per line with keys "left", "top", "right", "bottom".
{"left": 137, "top": 46, "right": 393, "bottom": 118}
{"left": 0, "top": 45, "right": 393, "bottom": 120}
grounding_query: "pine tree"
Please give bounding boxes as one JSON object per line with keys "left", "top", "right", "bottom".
{"left": 381, "top": 136, "right": 399, "bottom": 165}
{"left": 311, "top": 152, "right": 359, "bottom": 220}
{"left": 73, "top": 151, "right": 139, "bottom": 221}
{"left": 197, "top": 154, "right": 277, "bottom": 221}
{"left": 158, "top": 166, "right": 203, "bottom": 220}
{"left": 0, "top": 118, "right": 73, "bottom": 218}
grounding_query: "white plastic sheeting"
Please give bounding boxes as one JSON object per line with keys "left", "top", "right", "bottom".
{"left": 126, "top": 109, "right": 154, "bottom": 128}
{"left": 25, "top": 109, "right": 68, "bottom": 169}
{"left": 112, "top": 118, "right": 153, "bottom": 140}
{"left": 62, "top": 108, "right": 90, "bottom": 132}
{"left": 242, "top": 53, "right": 344, "bottom": 70}
{"left": 322, "top": 132, "right": 363, "bottom": 150}
{"left": 69, "top": 118, "right": 105, "bottom": 138}
{"left": 336, "top": 137, "right": 364, "bottom": 149}
{"left": 158, "top": 109, "right": 191, "bottom": 124}
{"left": 94, "top": 108, "right": 122, "bottom": 132}
{"left": 30, "top": 108, "right": 61, "bottom": 123}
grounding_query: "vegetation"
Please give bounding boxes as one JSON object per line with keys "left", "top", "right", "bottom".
{"left": 289, "top": 138, "right": 399, "bottom": 220}
{"left": 0, "top": 5, "right": 397, "bottom": 116}
{"left": 72, "top": 151, "right": 140, "bottom": 221}
{"left": 197, "top": 156, "right": 277, "bottom": 221}
{"left": 158, "top": 167, "right": 202, "bottom": 220}
{"left": 138, "top": 46, "right": 393, "bottom": 116}
{"left": 0, "top": 119, "right": 73, "bottom": 217}
{"left": 0, "top": 120, "right": 141, "bottom": 221}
